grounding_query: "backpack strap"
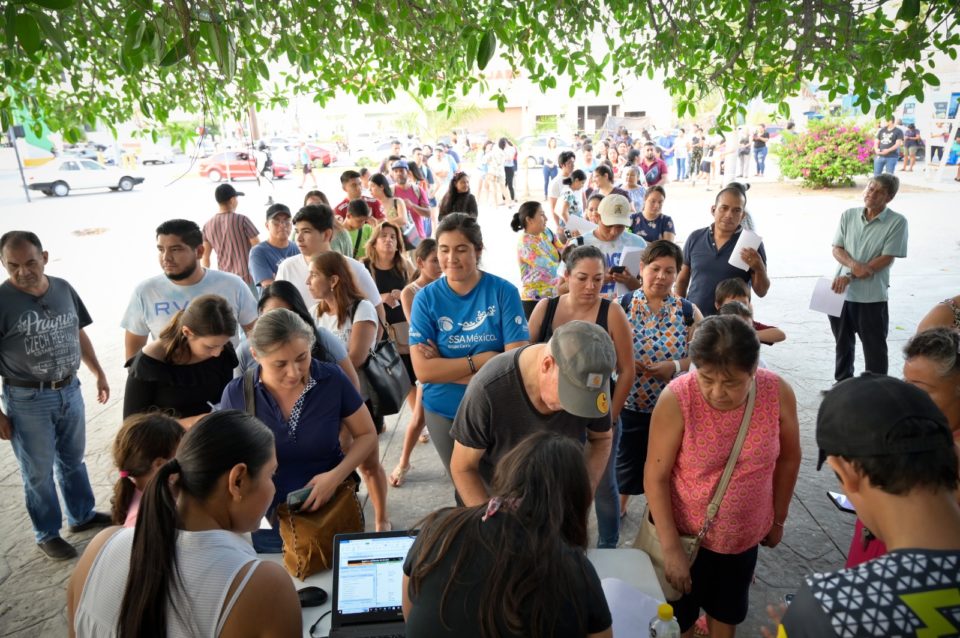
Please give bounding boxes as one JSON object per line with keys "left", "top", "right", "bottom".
{"left": 680, "top": 298, "right": 694, "bottom": 327}
{"left": 243, "top": 368, "right": 256, "bottom": 416}
{"left": 619, "top": 291, "right": 633, "bottom": 317}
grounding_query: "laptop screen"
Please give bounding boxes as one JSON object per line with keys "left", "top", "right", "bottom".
{"left": 333, "top": 531, "right": 418, "bottom": 625}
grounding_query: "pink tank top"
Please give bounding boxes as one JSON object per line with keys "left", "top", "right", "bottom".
{"left": 669, "top": 368, "right": 781, "bottom": 554}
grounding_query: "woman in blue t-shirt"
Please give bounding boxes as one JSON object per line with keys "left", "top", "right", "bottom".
{"left": 409, "top": 213, "right": 529, "bottom": 481}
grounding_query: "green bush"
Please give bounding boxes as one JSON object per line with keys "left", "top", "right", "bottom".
{"left": 775, "top": 119, "right": 873, "bottom": 188}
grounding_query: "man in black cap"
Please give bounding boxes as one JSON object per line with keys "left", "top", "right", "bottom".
{"left": 778, "top": 374, "right": 960, "bottom": 637}
{"left": 202, "top": 184, "right": 260, "bottom": 296}
{"left": 247, "top": 202, "right": 299, "bottom": 292}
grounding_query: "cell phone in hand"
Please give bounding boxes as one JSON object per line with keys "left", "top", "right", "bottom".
{"left": 609, "top": 266, "right": 626, "bottom": 274}
{"left": 287, "top": 486, "right": 313, "bottom": 512}
{"left": 827, "top": 490, "right": 856, "bottom": 514}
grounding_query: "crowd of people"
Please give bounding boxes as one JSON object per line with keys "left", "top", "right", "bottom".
{"left": 1, "top": 122, "right": 958, "bottom": 637}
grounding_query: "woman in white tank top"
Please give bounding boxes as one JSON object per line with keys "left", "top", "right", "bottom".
{"left": 67, "top": 411, "right": 301, "bottom": 638}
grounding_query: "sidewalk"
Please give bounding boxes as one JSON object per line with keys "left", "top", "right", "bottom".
{"left": 1, "top": 170, "right": 958, "bottom": 636}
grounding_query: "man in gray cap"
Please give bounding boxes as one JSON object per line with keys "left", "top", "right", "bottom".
{"left": 450, "top": 320, "right": 615, "bottom": 507}
{"left": 777, "top": 374, "right": 960, "bottom": 637}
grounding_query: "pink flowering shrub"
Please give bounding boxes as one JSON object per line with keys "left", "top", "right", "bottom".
{"left": 775, "top": 119, "right": 873, "bottom": 188}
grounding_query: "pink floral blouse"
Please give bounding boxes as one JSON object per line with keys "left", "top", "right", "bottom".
{"left": 517, "top": 230, "right": 566, "bottom": 301}
{"left": 668, "top": 368, "right": 781, "bottom": 554}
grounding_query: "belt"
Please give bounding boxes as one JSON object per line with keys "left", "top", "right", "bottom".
{"left": 2, "top": 374, "right": 74, "bottom": 390}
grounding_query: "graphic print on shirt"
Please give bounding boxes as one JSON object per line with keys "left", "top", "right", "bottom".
{"left": 13, "top": 308, "right": 79, "bottom": 377}
{"left": 438, "top": 306, "right": 500, "bottom": 349}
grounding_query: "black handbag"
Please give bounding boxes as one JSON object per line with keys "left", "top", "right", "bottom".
{"left": 359, "top": 328, "right": 412, "bottom": 418}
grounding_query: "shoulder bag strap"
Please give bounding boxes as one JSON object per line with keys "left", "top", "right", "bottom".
{"left": 699, "top": 380, "right": 756, "bottom": 535}
{"left": 352, "top": 227, "right": 364, "bottom": 258}
{"left": 243, "top": 368, "right": 256, "bottom": 416}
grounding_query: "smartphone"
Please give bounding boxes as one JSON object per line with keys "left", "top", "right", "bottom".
{"left": 287, "top": 486, "right": 313, "bottom": 512}
{"left": 610, "top": 266, "right": 626, "bottom": 274}
{"left": 827, "top": 490, "right": 856, "bottom": 514}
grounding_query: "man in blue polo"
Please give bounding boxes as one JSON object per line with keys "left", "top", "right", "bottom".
{"left": 676, "top": 183, "right": 769, "bottom": 317}
{"left": 0, "top": 231, "right": 112, "bottom": 560}
{"left": 827, "top": 174, "right": 908, "bottom": 386}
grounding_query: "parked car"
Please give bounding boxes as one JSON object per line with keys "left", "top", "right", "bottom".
{"left": 518, "top": 135, "right": 573, "bottom": 167}
{"left": 198, "top": 151, "right": 290, "bottom": 182}
{"left": 304, "top": 144, "right": 337, "bottom": 167}
{"left": 26, "top": 158, "right": 144, "bottom": 197}
{"left": 140, "top": 146, "right": 175, "bottom": 165}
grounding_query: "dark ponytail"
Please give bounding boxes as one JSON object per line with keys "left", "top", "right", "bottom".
{"left": 510, "top": 201, "right": 542, "bottom": 233}
{"left": 118, "top": 411, "right": 275, "bottom": 638}
{"left": 111, "top": 413, "right": 184, "bottom": 525}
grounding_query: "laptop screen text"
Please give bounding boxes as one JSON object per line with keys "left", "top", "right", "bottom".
{"left": 336, "top": 536, "right": 415, "bottom": 616}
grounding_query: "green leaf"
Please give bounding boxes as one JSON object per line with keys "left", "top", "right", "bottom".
{"left": 4, "top": 4, "right": 16, "bottom": 48}
{"left": 922, "top": 72, "right": 940, "bottom": 87}
{"left": 33, "top": 11, "right": 67, "bottom": 56}
{"left": 13, "top": 12, "right": 42, "bottom": 54}
{"left": 896, "top": 0, "right": 920, "bottom": 21}
{"left": 159, "top": 33, "right": 197, "bottom": 67}
{"left": 477, "top": 30, "right": 496, "bottom": 71}
{"left": 29, "top": 0, "right": 76, "bottom": 9}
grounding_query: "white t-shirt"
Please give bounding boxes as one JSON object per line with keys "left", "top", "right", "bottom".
{"left": 121, "top": 270, "right": 258, "bottom": 344}
{"left": 558, "top": 231, "right": 647, "bottom": 299}
{"left": 547, "top": 173, "right": 566, "bottom": 200}
{"left": 312, "top": 299, "right": 378, "bottom": 354}
{"left": 275, "top": 254, "right": 380, "bottom": 309}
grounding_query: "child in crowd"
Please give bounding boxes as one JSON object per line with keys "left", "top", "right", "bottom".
{"left": 584, "top": 193, "right": 603, "bottom": 225}
{"left": 718, "top": 300, "right": 770, "bottom": 369}
{"left": 111, "top": 412, "right": 184, "bottom": 528}
{"left": 714, "top": 278, "right": 786, "bottom": 345}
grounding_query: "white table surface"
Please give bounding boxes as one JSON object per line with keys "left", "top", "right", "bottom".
{"left": 260, "top": 547, "right": 663, "bottom": 637}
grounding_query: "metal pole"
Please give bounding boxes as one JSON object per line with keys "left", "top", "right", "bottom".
{"left": 8, "top": 127, "right": 31, "bottom": 203}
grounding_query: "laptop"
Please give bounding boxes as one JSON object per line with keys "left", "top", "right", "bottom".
{"left": 329, "top": 530, "right": 418, "bottom": 638}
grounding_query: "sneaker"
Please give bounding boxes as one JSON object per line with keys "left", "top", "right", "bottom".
{"left": 69, "top": 511, "right": 112, "bottom": 533}
{"left": 38, "top": 537, "right": 77, "bottom": 561}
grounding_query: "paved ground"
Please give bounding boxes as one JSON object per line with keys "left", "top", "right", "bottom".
{"left": 0, "top": 155, "right": 958, "bottom": 636}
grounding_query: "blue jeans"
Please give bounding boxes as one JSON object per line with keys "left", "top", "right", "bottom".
{"left": 873, "top": 155, "right": 898, "bottom": 176}
{"left": 3, "top": 379, "right": 96, "bottom": 543}
{"left": 542, "top": 165, "right": 558, "bottom": 196}
{"left": 675, "top": 158, "right": 687, "bottom": 180}
{"left": 754, "top": 146, "right": 768, "bottom": 175}
{"left": 594, "top": 417, "right": 621, "bottom": 548}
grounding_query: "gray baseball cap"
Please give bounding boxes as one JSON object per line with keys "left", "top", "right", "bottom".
{"left": 550, "top": 321, "right": 616, "bottom": 419}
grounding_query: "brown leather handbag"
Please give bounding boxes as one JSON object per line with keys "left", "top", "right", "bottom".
{"left": 276, "top": 477, "right": 365, "bottom": 579}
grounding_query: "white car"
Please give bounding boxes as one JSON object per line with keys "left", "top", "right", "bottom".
{"left": 140, "top": 146, "right": 175, "bottom": 165}
{"left": 27, "top": 158, "right": 145, "bottom": 197}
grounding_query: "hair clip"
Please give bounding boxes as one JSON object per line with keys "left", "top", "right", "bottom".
{"left": 119, "top": 470, "right": 129, "bottom": 478}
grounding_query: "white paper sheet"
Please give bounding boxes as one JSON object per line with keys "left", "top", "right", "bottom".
{"left": 809, "top": 277, "right": 847, "bottom": 317}
{"left": 615, "top": 246, "right": 646, "bottom": 298}
{"left": 563, "top": 214, "right": 598, "bottom": 236}
{"left": 601, "top": 577, "right": 663, "bottom": 636}
{"left": 728, "top": 229, "right": 763, "bottom": 271}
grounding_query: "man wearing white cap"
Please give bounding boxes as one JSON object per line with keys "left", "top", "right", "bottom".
{"left": 450, "top": 320, "right": 615, "bottom": 507}
{"left": 567, "top": 193, "right": 646, "bottom": 299}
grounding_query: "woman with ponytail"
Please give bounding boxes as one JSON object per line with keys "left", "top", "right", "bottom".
{"left": 111, "top": 412, "right": 184, "bottom": 527}
{"left": 68, "top": 410, "right": 300, "bottom": 637}
{"left": 512, "top": 201, "right": 566, "bottom": 318}
{"left": 123, "top": 294, "right": 239, "bottom": 427}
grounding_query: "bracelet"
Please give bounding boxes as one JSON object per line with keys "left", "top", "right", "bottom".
{"left": 466, "top": 354, "right": 477, "bottom": 374}
{"left": 672, "top": 360, "right": 681, "bottom": 376}
{"left": 773, "top": 520, "right": 785, "bottom": 528}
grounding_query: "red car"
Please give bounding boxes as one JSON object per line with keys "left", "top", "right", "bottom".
{"left": 198, "top": 151, "right": 290, "bottom": 182}
{"left": 304, "top": 144, "right": 337, "bottom": 167}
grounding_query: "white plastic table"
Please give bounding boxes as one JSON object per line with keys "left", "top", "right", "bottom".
{"left": 260, "top": 546, "right": 663, "bottom": 637}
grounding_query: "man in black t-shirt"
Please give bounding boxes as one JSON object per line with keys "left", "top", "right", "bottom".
{"left": 450, "top": 321, "right": 614, "bottom": 507}
{"left": 874, "top": 117, "right": 904, "bottom": 176}
{"left": 778, "top": 375, "right": 960, "bottom": 637}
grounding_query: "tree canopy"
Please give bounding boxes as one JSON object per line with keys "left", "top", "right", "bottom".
{"left": 3, "top": 0, "right": 958, "bottom": 140}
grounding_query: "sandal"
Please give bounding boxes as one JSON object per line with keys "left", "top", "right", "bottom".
{"left": 419, "top": 431, "right": 431, "bottom": 444}
{"left": 389, "top": 464, "right": 411, "bottom": 487}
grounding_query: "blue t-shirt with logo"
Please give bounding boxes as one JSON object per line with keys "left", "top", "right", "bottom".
{"left": 409, "top": 272, "right": 529, "bottom": 419}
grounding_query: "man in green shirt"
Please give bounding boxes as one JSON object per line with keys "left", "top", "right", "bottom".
{"left": 828, "top": 174, "right": 908, "bottom": 385}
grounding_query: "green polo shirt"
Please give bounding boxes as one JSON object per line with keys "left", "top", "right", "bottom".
{"left": 832, "top": 206, "right": 908, "bottom": 303}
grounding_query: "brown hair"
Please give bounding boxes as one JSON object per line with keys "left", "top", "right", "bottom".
{"left": 363, "top": 221, "right": 408, "bottom": 280}
{"left": 407, "top": 432, "right": 591, "bottom": 638}
{"left": 111, "top": 413, "right": 184, "bottom": 525}
{"left": 157, "top": 294, "right": 237, "bottom": 363}
{"left": 312, "top": 252, "right": 365, "bottom": 326}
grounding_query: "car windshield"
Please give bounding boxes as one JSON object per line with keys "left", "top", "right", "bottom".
{"left": 80, "top": 160, "right": 104, "bottom": 170}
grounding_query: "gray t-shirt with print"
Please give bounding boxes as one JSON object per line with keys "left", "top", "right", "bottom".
{"left": 0, "top": 277, "right": 92, "bottom": 381}
{"left": 451, "top": 347, "right": 610, "bottom": 486}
